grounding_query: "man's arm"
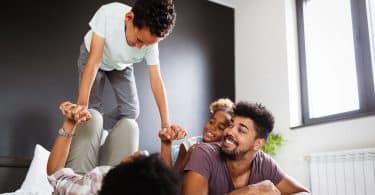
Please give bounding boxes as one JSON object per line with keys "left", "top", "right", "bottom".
{"left": 276, "top": 175, "right": 310, "bottom": 195}
{"left": 149, "top": 65, "right": 169, "bottom": 128}
{"left": 183, "top": 171, "right": 209, "bottom": 195}
{"left": 76, "top": 32, "right": 104, "bottom": 107}
{"left": 227, "top": 180, "right": 281, "bottom": 195}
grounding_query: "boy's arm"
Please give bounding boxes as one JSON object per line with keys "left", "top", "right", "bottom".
{"left": 76, "top": 32, "right": 105, "bottom": 107}
{"left": 148, "top": 65, "right": 169, "bottom": 128}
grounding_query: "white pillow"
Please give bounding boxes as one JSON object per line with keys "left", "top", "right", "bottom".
{"left": 19, "top": 144, "right": 53, "bottom": 194}
{"left": 12, "top": 135, "right": 109, "bottom": 195}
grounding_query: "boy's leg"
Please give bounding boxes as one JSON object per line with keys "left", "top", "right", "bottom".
{"left": 103, "top": 66, "right": 139, "bottom": 129}
{"left": 99, "top": 117, "right": 139, "bottom": 166}
{"left": 77, "top": 43, "right": 106, "bottom": 113}
{"left": 65, "top": 109, "right": 103, "bottom": 174}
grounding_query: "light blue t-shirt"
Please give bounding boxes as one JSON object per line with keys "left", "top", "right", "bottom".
{"left": 84, "top": 2, "right": 160, "bottom": 71}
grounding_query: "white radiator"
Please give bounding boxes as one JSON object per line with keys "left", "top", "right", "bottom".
{"left": 308, "top": 148, "right": 375, "bottom": 195}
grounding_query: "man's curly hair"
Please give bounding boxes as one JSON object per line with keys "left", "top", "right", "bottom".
{"left": 234, "top": 101, "right": 275, "bottom": 140}
{"left": 132, "top": 0, "right": 176, "bottom": 38}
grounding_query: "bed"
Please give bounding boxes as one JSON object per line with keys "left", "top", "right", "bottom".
{"left": 0, "top": 130, "right": 110, "bottom": 195}
{"left": 0, "top": 144, "right": 53, "bottom": 195}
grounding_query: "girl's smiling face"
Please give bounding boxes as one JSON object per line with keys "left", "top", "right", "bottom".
{"left": 202, "top": 110, "right": 232, "bottom": 143}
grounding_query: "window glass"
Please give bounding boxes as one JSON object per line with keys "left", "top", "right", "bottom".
{"left": 303, "top": 0, "right": 360, "bottom": 118}
{"left": 367, "top": 0, "right": 375, "bottom": 91}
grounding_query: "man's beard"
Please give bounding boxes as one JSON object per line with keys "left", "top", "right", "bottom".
{"left": 220, "top": 147, "right": 250, "bottom": 160}
{"left": 220, "top": 136, "right": 251, "bottom": 160}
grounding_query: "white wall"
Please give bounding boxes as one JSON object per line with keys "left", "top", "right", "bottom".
{"left": 234, "top": 0, "right": 375, "bottom": 187}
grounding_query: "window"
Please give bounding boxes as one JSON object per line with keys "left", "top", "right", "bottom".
{"left": 296, "top": 0, "right": 375, "bottom": 125}
{"left": 368, "top": 0, "right": 375, "bottom": 89}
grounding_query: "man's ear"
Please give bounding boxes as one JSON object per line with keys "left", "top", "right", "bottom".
{"left": 253, "top": 138, "right": 265, "bottom": 151}
{"left": 125, "top": 11, "right": 134, "bottom": 21}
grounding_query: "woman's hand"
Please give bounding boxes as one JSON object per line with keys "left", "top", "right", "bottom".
{"left": 159, "top": 125, "right": 187, "bottom": 143}
{"left": 59, "top": 101, "right": 91, "bottom": 123}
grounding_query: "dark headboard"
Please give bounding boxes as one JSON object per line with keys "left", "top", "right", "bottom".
{"left": 0, "top": 157, "right": 31, "bottom": 193}
{"left": 0, "top": 0, "right": 234, "bottom": 189}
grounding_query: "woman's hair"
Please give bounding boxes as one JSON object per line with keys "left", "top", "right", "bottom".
{"left": 209, "top": 98, "right": 234, "bottom": 114}
{"left": 100, "top": 154, "right": 180, "bottom": 195}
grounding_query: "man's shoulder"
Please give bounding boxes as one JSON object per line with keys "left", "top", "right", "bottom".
{"left": 191, "top": 142, "right": 222, "bottom": 160}
{"left": 185, "top": 142, "right": 225, "bottom": 178}
{"left": 250, "top": 151, "right": 285, "bottom": 185}
{"left": 255, "top": 151, "right": 275, "bottom": 162}
{"left": 196, "top": 142, "right": 222, "bottom": 153}
{"left": 253, "top": 151, "right": 280, "bottom": 170}
{"left": 185, "top": 142, "right": 223, "bottom": 167}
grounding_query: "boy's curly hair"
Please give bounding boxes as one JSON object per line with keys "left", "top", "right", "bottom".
{"left": 132, "top": 0, "right": 176, "bottom": 38}
{"left": 209, "top": 98, "right": 234, "bottom": 114}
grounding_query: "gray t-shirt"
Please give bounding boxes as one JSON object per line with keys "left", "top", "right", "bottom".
{"left": 184, "top": 142, "right": 285, "bottom": 195}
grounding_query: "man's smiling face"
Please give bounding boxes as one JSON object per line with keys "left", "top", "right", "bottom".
{"left": 221, "top": 116, "right": 261, "bottom": 160}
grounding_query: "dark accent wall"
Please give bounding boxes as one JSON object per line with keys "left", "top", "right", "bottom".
{"left": 134, "top": 0, "right": 235, "bottom": 152}
{"left": 0, "top": 0, "right": 234, "bottom": 190}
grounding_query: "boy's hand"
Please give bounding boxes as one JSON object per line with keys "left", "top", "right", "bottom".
{"left": 59, "top": 101, "right": 91, "bottom": 123}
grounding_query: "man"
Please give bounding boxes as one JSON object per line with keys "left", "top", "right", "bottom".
{"left": 183, "top": 101, "right": 310, "bottom": 195}
{"left": 47, "top": 102, "right": 180, "bottom": 195}
{"left": 73, "top": 0, "right": 176, "bottom": 130}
